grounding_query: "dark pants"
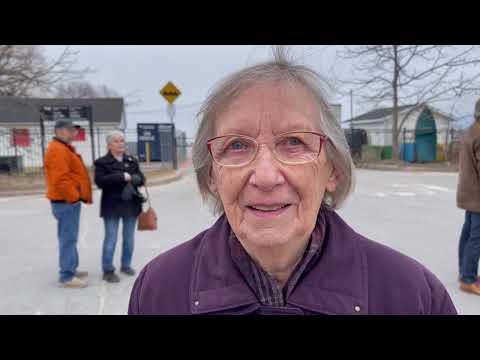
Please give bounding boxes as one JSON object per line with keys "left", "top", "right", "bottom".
{"left": 102, "top": 216, "right": 137, "bottom": 273}
{"left": 459, "top": 210, "right": 480, "bottom": 284}
{"left": 51, "top": 202, "right": 81, "bottom": 283}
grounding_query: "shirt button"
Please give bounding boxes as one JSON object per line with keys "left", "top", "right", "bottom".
{"left": 194, "top": 301, "right": 200, "bottom": 306}
{"left": 354, "top": 306, "right": 361, "bottom": 313}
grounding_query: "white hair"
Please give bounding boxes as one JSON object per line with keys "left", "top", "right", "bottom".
{"left": 106, "top": 130, "right": 125, "bottom": 146}
{"left": 192, "top": 46, "right": 355, "bottom": 215}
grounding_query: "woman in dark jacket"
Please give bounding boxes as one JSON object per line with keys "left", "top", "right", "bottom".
{"left": 94, "top": 130, "right": 145, "bottom": 283}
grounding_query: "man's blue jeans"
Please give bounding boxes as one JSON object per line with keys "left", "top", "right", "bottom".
{"left": 102, "top": 216, "right": 137, "bottom": 273}
{"left": 51, "top": 202, "right": 81, "bottom": 283}
{"left": 459, "top": 210, "right": 480, "bottom": 284}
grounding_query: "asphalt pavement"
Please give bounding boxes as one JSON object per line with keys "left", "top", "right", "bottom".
{"left": 0, "top": 168, "right": 477, "bottom": 314}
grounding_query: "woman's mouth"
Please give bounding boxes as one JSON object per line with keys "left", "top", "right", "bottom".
{"left": 246, "top": 204, "right": 292, "bottom": 218}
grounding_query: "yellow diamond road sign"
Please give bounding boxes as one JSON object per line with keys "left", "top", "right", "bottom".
{"left": 160, "top": 82, "right": 181, "bottom": 104}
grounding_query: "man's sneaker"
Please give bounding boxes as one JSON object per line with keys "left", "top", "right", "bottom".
{"left": 458, "top": 275, "right": 480, "bottom": 282}
{"left": 75, "top": 271, "right": 88, "bottom": 278}
{"left": 120, "top": 267, "right": 136, "bottom": 276}
{"left": 59, "top": 277, "right": 88, "bottom": 289}
{"left": 103, "top": 272, "right": 120, "bottom": 283}
{"left": 460, "top": 282, "right": 480, "bottom": 295}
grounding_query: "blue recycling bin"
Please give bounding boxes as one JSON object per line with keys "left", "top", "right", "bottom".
{"left": 400, "top": 143, "right": 415, "bottom": 162}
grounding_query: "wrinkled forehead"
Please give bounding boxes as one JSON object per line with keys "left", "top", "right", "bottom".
{"left": 56, "top": 127, "right": 77, "bottom": 136}
{"left": 108, "top": 134, "right": 125, "bottom": 143}
{"left": 213, "top": 81, "right": 322, "bottom": 137}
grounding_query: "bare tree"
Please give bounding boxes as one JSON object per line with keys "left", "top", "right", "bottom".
{"left": 55, "top": 80, "right": 142, "bottom": 108}
{"left": 336, "top": 45, "right": 480, "bottom": 160}
{"left": 55, "top": 81, "right": 99, "bottom": 98}
{"left": 96, "top": 84, "right": 120, "bottom": 97}
{"left": 0, "top": 45, "right": 91, "bottom": 97}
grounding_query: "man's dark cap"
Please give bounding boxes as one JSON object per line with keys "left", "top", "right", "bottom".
{"left": 54, "top": 119, "right": 81, "bottom": 130}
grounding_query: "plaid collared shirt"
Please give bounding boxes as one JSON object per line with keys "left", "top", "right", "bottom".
{"left": 229, "top": 210, "right": 327, "bottom": 307}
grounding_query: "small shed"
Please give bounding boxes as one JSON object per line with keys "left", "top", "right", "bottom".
{"left": 0, "top": 97, "right": 126, "bottom": 169}
{"left": 344, "top": 104, "right": 455, "bottom": 162}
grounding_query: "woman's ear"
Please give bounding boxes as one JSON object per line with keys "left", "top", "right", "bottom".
{"left": 207, "top": 166, "right": 218, "bottom": 194}
{"left": 326, "top": 167, "right": 338, "bottom": 193}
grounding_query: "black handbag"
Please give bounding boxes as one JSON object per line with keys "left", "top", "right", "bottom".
{"left": 121, "top": 182, "right": 147, "bottom": 204}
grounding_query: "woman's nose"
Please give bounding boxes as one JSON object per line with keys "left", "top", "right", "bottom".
{"left": 248, "top": 145, "right": 285, "bottom": 191}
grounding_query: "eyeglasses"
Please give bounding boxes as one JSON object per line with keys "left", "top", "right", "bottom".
{"left": 207, "top": 131, "right": 327, "bottom": 167}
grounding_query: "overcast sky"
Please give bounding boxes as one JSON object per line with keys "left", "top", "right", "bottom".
{"left": 44, "top": 45, "right": 480, "bottom": 139}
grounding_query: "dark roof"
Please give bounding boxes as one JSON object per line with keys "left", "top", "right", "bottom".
{"left": 344, "top": 105, "right": 414, "bottom": 123}
{"left": 0, "top": 97, "right": 124, "bottom": 124}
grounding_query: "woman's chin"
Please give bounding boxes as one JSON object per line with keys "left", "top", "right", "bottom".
{"left": 238, "top": 227, "right": 294, "bottom": 249}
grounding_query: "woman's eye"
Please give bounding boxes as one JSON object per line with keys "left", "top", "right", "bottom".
{"left": 287, "top": 138, "right": 302, "bottom": 145}
{"left": 230, "top": 141, "right": 245, "bottom": 150}
{"left": 286, "top": 137, "right": 303, "bottom": 146}
{"left": 224, "top": 139, "right": 251, "bottom": 152}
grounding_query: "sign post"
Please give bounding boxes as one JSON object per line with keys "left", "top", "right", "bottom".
{"left": 160, "top": 82, "right": 181, "bottom": 170}
{"left": 145, "top": 142, "right": 150, "bottom": 163}
{"left": 167, "top": 103, "right": 176, "bottom": 123}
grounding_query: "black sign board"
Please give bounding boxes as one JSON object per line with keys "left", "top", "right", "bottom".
{"left": 137, "top": 123, "right": 177, "bottom": 167}
{"left": 40, "top": 105, "right": 91, "bottom": 121}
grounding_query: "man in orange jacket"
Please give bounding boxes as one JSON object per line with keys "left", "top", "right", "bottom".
{"left": 44, "top": 119, "right": 93, "bottom": 288}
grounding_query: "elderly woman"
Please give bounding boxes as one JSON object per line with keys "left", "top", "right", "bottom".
{"left": 94, "top": 130, "right": 145, "bottom": 283}
{"left": 128, "top": 49, "right": 457, "bottom": 315}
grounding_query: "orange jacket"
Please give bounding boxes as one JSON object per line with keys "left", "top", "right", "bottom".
{"left": 44, "top": 138, "right": 93, "bottom": 204}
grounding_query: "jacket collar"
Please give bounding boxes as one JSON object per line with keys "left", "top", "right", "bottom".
{"left": 53, "top": 137, "right": 76, "bottom": 153}
{"left": 190, "top": 215, "right": 258, "bottom": 314}
{"left": 104, "top": 151, "right": 128, "bottom": 163}
{"left": 190, "top": 210, "right": 368, "bottom": 315}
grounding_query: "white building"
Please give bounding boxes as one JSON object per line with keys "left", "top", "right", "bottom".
{"left": 344, "top": 104, "right": 456, "bottom": 162}
{"left": 0, "top": 97, "right": 126, "bottom": 170}
{"left": 344, "top": 104, "right": 454, "bottom": 146}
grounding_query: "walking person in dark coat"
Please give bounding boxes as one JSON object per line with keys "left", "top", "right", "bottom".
{"left": 94, "top": 130, "right": 146, "bottom": 283}
{"left": 457, "top": 98, "right": 480, "bottom": 295}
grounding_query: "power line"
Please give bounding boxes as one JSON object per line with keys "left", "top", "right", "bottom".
{"left": 127, "top": 102, "right": 202, "bottom": 114}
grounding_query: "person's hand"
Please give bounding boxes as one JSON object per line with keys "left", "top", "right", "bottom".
{"left": 124, "top": 172, "right": 132, "bottom": 182}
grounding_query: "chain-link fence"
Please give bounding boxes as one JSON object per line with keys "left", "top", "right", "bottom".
{"left": 0, "top": 128, "right": 42, "bottom": 174}
{"left": 1, "top": 124, "right": 462, "bottom": 176}
{"left": 0, "top": 126, "right": 192, "bottom": 176}
{"left": 344, "top": 127, "right": 463, "bottom": 164}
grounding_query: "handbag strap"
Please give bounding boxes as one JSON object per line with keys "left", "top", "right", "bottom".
{"left": 143, "top": 181, "right": 152, "bottom": 208}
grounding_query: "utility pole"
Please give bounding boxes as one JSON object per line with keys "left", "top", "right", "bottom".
{"left": 350, "top": 89, "right": 354, "bottom": 129}
{"left": 160, "top": 82, "right": 181, "bottom": 171}
{"left": 167, "top": 103, "right": 178, "bottom": 170}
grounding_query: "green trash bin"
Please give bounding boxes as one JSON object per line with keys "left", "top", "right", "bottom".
{"left": 362, "top": 145, "right": 383, "bottom": 161}
{"left": 381, "top": 146, "right": 393, "bottom": 160}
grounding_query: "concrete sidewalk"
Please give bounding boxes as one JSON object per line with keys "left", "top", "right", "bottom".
{"left": 0, "top": 169, "right": 476, "bottom": 314}
{"left": 0, "top": 166, "right": 191, "bottom": 198}
{"left": 356, "top": 161, "right": 459, "bottom": 173}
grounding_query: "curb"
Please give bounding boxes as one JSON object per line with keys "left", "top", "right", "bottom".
{"left": 0, "top": 189, "right": 45, "bottom": 198}
{"left": 146, "top": 169, "right": 186, "bottom": 187}
{"left": 0, "top": 168, "right": 190, "bottom": 198}
{"left": 356, "top": 163, "right": 458, "bottom": 173}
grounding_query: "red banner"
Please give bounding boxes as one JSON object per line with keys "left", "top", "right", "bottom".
{"left": 74, "top": 128, "right": 86, "bottom": 142}
{"left": 11, "top": 129, "right": 30, "bottom": 147}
